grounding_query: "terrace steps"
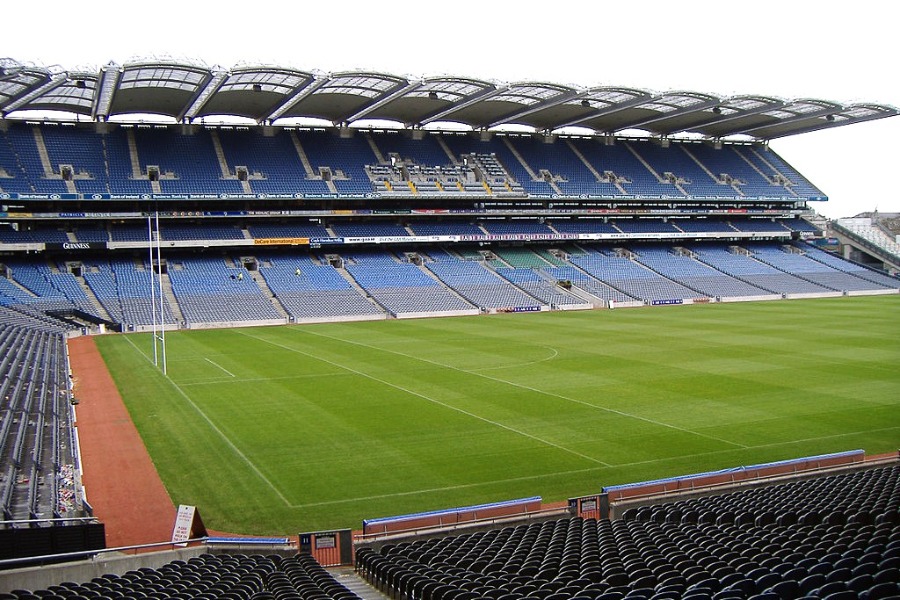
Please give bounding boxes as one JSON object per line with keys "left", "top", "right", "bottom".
{"left": 3, "top": 276, "right": 38, "bottom": 298}
{"left": 159, "top": 273, "right": 185, "bottom": 324}
{"left": 289, "top": 131, "right": 317, "bottom": 178}
{"left": 415, "top": 260, "right": 475, "bottom": 307}
{"left": 207, "top": 130, "right": 232, "bottom": 179}
{"left": 329, "top": 567, "right": 390, "bottom": 600}
{"left": 435, "top": 135, "right": 459, "bottom": 165}
{"left": 75, "top": 276, "right": 113, "bottom": 321}
{"left": 125, "top": 129, "right": 143, "bottom": 179}
{"left": 30, "top": 126, "right": 55, "bottom": 177}
{"left": 623, "top": 141, "right": 666, "bottom": 183}
{"left": 252, "top": 271, "right": 291, "bottom": 320}
{"left": 565, "top": 139, "right": 607, "bottom": 183}
{"left": 336, "top": 267, "right": 388, "bottom": 314}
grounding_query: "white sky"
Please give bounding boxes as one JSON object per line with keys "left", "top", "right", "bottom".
{"left": 5, "top": 0, "right": 898, "bottom": 219}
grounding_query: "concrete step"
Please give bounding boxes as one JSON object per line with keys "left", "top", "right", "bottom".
{"left": 328, "top": 567, "right": 391, "bottom": 600}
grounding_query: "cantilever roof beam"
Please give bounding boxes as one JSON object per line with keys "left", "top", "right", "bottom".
{"left": 0, "top": 57, "right": 896, "bottom": 140}
{"left": 1, "top": 73, "right": 68, "bottom": 114}
{"left": 748, "top": 103, "right": 900, "bottom": 139}
{"left": 92, "top": 63, "right": 122, "bottom": 121}
{"left": 181, "top": 69, "right": 230, "bottom": 122}
{"left": 614, "top": 93, "right": 722, "bottom": 134}
{"left": 265, "top": 76, "right": 332, "bottom": 123}
{"left": 555, "top": 89, "right": 655, "bottom": 131}
{"left": 735, "top": 99, "right": 844, "bottom": 137}
{"left": 419, "top": 84, "right": 505, "bottom": 126}
{"left": 691, "top": 95, "right": 786, "bottom": 138}
{"left": 344, "top": 79, "right": 424, "bottom": 123}
{"left": 483, "top": 83, "right": 579, "bottom": 129}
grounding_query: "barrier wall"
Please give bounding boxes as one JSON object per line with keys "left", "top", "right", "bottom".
{"left": 362, "top": 497, "right": 542, "bottom": 536}
{"left": 602, "top": 450, "right": 865, "bottom": 504}
{"left": 184, "top": 318, "right": 287, "bottom": 330}
{"left": 394, "top": 309, "right": 480, "bottom": 319}
{"left": 719, "top": 294, "right": 781, "bottom": 303}
{"left": 848, "top": 288, "right": 899, "bottom": 296}
{"left": 784, "top": 291, "right": 843, "bottom": 300}
{"left": 0, "top": 544, "right": 204, "bottom": 593}
{"left": 567, "top": 450, "right": 868, "bottom": 520}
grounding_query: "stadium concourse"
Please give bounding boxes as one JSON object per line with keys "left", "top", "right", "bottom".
{"left": 0, "top": 56, "right": 899, "bottom": 598}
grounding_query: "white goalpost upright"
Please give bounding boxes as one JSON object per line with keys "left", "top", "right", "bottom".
{"left": 148, "top": 212, "right": 167, "bottom": 375}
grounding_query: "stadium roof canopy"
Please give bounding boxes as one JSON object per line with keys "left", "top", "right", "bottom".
{"left": 1, "top": 58, "right": 897, "bottom": 140}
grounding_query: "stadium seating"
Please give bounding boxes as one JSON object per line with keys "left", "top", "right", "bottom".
{"left": 799, "top": 244, "right": 900, "bottom": 289}
{"left": 426, "top": 255, "right": 544, "bottom": 310}
{"left": 167, "top": 256, "right": 283, "bottom": 324}
{"left": 751, "top": 244, "right": 899, "bottom": 293}
{"left": 0, "top": 224, "right": 68, "bottom": 245}
{"left": 41, "top": 124, "right": 111, "bottom": 195}
{"left": 9, "top": 552, "right": 363, "bottom": 600}
{"left": 669, "top": 219, "right": 737, "bottom": 234}
{"left": 494, "top": 268, "right": 586, "bottom": 307}
{"left": 356, "top": 464, "right": 900, "bottom": 600}
{"left": 836, "top": 218, "right": 900, "bottom": 258}
{"left": 1, "top": 258, "right": 100, "bottom": 317}
{"left": 258, "top": 256, "right": 383, "bottom": 321}
{"left": 689, "top": 243, "right": 842, "bottom": 296}
{"left": 0, "top": 121, "right": 830, "bottom": 200}
{"left": 571, "top": 247, "right": 705, "bottom": 303}
{"left": 82, "top": 258, "right": 178, "bottom": 326}
{"left": 548, "top": 219, "right": 619, "bottom": 235}
{"left": 344, "top": 250, "right": 475, "bottom": 315}
{"left": 681, "top": 144, "right": 781, "bottom": 198}
{"left": 632, "top": 245, "right": 772, "bottom": 299}
{"left": 408, "top": 220, "right": 486, "bottom": 236}
{"left": 299, "top": 129, "right": 375, "bottom": 196}
{"left": 249, "top": 221, "right": 331, "bottom": 240}
{"left": 0, "top": 307, "right": 81, "bottom": 523}
{"left": 481, "top": 219, "right": 556, "bottom": 236}
{"left": 330, "top": 221, "right": 410, "bottom": 238}
{"left": 2, "top": 237, "right": 895, "bottom": 329}
{"left": 216, "top": 127, "right": 326, "bottom": 196}
{"left": 130, "top": 126, "right": 244, "bottom": 195}
{"left": 3, "top": 110, "right": 900, "bottom": 600}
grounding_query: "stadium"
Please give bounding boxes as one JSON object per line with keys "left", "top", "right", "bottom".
{"left": 0, "top": 50, "right": 899, "bottom": 600}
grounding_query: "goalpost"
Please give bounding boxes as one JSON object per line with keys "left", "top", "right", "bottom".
{"left": 148, "top": 212, "right": 167, "bottom": 375}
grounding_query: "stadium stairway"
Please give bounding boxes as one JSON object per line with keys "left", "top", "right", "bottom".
{"left": 159, "top": 272, "right": 186, "bottom": 324}
{"left": 336, "top": 266, "right": 389, "bottom": 315}
{"left": 75, "top": 274, "right": 113, "bottom": 322}
{"left": 330, "top": 566, "right": 391, "bottom": 600}
{"left": 252, "top": 270, "right": 292, "bottom": 320}
{"left": 414, "top": 258, "right": 477, "bottom": 308}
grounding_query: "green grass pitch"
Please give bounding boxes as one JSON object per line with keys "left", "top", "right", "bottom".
{"left": 93, "top": 296, "right": 900, "bottom": 535}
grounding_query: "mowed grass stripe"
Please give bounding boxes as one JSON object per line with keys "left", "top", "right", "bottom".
{"left": 121, "top": 334, "right": 294, "bottom": 506}
{"left": 94, "top": 296, "right": 900, "bottom": 533}
{"left": 169, "top": 327, "right": 607, "bottom": 507}
{"left": 233, "top": 328, "right": 612, "bottom": 466}
{"left": 293, "top": 325, "right": 748, "bottom": 450}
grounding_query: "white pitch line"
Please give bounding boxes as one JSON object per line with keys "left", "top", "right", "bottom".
{"left": 122, "top": 334, "right": 157, "bottom": 366}
{"left": 205, "top": 357, "right": 236, "bottom": 377}
{"left": 163, "top": 377, "right": 294, "bottom": 507}
{"left": 179, "top": 371, "right": 343, "bottom": 387}
{"left": 288, "top": 425, "right": 900, "bottom": 509}
{"left": 297, "top": 328, "right": 748, "bottom": 450}
{"left": 470, "top": 346, "right": 559, "bottom": 372}
{"left": 120, "top": 332, "right": 896, "bottom": 511}
{"left": 122, "top": 332, "right": 293, "bottom": 506}
{"left": 234, "top": 330, "right": 610, "bottom": 468}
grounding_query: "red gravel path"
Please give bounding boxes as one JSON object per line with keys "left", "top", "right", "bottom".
{"left": 68, "top": 336, "right": 176, "bottom": 548}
